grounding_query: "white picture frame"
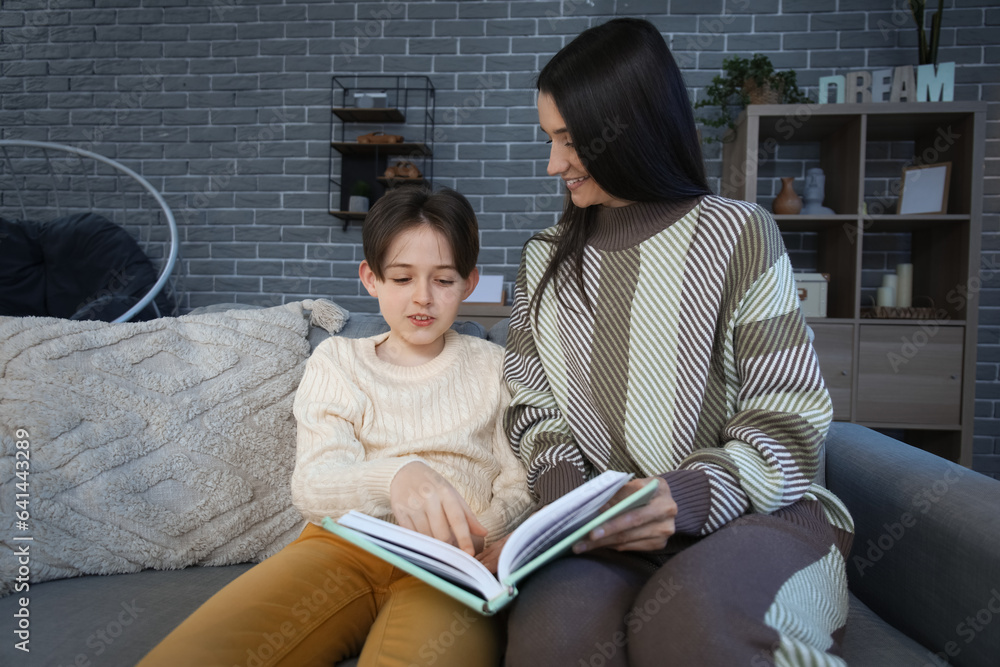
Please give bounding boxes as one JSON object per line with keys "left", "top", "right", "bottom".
{"left": 898, "top": 162, "right": 951, "bottom": 215}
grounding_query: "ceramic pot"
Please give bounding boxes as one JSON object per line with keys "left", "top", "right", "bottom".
{"left": 348, "top": 196, "right": 370, "bottom": 213}
{"left": 773, "top": 177, "right": 802, "bottom": 214}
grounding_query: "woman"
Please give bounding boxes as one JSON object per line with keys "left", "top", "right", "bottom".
{"left": 503, "top": 18, "right": 853, "bottom": 666}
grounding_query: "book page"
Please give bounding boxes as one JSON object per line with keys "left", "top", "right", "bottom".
{"left": 337, "top": 511, "right": 503, "bottom": 599}
{"left": 497, "top": 470, "right": 632, "bottom": 580}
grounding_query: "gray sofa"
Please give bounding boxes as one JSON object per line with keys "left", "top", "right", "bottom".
{"left": 2, "top": 305, "right": 998, "bottom": 667}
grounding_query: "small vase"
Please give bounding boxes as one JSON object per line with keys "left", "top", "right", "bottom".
{"left": 348, "top": 196, "right": 370, "bottom": 213}
{"left": 773, "top": 177, "right": 802, "bottom": 214}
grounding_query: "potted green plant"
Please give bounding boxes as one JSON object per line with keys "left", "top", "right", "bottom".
{"left": 908, "top": 0, "right": 944, "bottom": 65}
{"left": 348, "top": 180, "right": 371, "bottom": 213}
{"left": 694, "top": 54, "right": 809, "bottom": 143}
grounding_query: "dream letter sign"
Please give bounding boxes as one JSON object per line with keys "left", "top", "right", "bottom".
{"left": 817, "top": 63, "right": 955, "bottom": 104}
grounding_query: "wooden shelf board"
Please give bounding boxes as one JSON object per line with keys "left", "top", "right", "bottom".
{"left": 332, "top": 107, "right": 406, "bottom": 123}
{"left": 774, "top": 214, "right": 857, "bottom": 231}
{"left": 332, "top": 141, "right": 431, "bottom": 157}
{"left": 754, "top": 114, "right": 860, "bottom": 143}
{"left": 806, "top": 317, "right": 855, "bottom": 324}
{"left": 862, "top": 214, "right": 970, "bottom": 233}
{"left": 865, "top": 110, "right": 981, "bottom": 142}
{"left": 376, "top": 177, "right": 425, "bottom": 186}
{"left": 858, "top": 318, "right": 965, "bottom": 326}
{"left": 329, "top": 210, "right": 368, "bottom": 221}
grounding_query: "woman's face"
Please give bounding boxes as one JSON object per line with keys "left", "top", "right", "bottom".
{"left": 537, "top": 92, "right": 630, "bottom": 209}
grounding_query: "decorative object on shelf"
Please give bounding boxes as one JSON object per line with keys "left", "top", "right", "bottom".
{"left": 353, "top": 92, "right": 387, "bottom": 108}
{"left": 898, "top": 162, "right": 951, "bottom": 215}
{"left": 384, "top": 160, "right": 422, "bottom": 180}
{"left": 908, "top": 0, "right": 945, "bottom": 66}
{"left": 356, "top": 131, "right": 404, "bottom": 144}
{"left": 878, "top": 273, "right": 899, "bottom": 308}
{"left": 896, "top": 263, "right": 913, "bottom": 308}
{"left": 817, "top": 63, "right": 955, "bottom": 104}
{"left": 801, "top": 168, "right": 836, "bottom": 215}
{"left": 794, "top": 273, "right": 829, "bottom": 318}
{"left": 877, "top": 286, "right": 895, "bottom": 308}
{"left": 348, "top": 181, "right": 371, "bottom": 213}
{"left": 772, "top": 177, "right": 802, "bottom": 214}
{"left": 694, "top": 54, "right": 808, "bottom": 142}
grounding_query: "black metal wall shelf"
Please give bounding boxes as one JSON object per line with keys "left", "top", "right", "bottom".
{"left": 328, "top": 75, "right": 435, "bottom": 230}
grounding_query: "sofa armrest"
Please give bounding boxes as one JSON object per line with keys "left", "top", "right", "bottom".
{"left": 825, "top": 422, "right": 1000, "bottom": 666}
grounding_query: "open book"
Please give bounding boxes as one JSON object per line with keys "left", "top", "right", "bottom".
{"left": 321, "top": 470, "right": 658, "bottom": 615}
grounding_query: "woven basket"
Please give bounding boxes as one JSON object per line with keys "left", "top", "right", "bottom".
{"left": 860, "top": 306, "right": 937, "bottom": 320}
{"left": 744, "top": 79, "right": 782, "bottom": 105}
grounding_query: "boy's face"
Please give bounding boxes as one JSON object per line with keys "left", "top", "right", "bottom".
{"left": 359, "top": 224, "right": 478, "bottom": 366}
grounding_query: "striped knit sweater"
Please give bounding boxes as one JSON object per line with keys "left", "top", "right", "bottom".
{"left": 292, "top": 330, "right": 535, "bottom": 544}
{"left": 504, "top": 195, "right": 853, "bottom": 539}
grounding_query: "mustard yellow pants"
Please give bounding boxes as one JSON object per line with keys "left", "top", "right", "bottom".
{"left": 138, "top": 523, "right": 501, "bottom": 667}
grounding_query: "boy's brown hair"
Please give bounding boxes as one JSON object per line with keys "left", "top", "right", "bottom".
{"left": 362, "top": 186, "right": 479, "bottom": 280}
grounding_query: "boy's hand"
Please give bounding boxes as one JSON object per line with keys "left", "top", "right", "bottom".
{"left": 475, "top": 534, "right": 510, "bottom": 574}
{"left": 390, "top": 461, "right": 488, "bottom": 556}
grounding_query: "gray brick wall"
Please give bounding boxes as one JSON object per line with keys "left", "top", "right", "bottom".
{"left": 2, "top": 0, "right": 998, "bottom": 475}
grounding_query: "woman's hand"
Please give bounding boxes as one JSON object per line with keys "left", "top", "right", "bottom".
{"left": 475, "top": 534, "right": 511, "bottom": 574}
{"left": 390, "top": 461, "right": 488, "bottom": 556}
{"left": 573, "top": 477, "right": 677, "bottom": 553}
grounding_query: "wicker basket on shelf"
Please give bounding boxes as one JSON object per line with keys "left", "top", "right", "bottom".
{"left": 860, "top": 295, "right": 938, "bottom": 320}
{"left": 860, "top": 305, "right": 937, "bottom": 319}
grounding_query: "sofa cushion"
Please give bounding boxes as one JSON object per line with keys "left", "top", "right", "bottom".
{"left": 0, "top": 564, "right": 255, "bottom": 666}
{"left": 841, "top": 593, "right": 932, "bottom": 665}
{"left": 0, "top": 300, "right": 347, "bottom": 596}
{"left": 0, "top": 571, "right": 917, "bottom": 667}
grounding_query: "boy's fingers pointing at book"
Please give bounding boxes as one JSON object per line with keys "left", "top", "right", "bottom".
{"left": 441, "top": 496, "right": 476, "bottom": 555}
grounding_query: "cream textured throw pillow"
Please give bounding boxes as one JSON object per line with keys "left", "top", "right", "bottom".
{"left": 0, "top": 300, "right": 347, "bottom": 596}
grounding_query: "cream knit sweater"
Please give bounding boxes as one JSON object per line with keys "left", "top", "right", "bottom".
{"left": 291, "top": 329, "right": 534, "bottom": 544}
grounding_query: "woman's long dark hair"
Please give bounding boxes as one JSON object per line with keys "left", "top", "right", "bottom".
{"left": 530, "top": 17, "right": 712, "bottom": 319}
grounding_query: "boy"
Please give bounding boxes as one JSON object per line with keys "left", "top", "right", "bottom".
{"left": 140, "top": 187, "right": 533, "bottom": 667}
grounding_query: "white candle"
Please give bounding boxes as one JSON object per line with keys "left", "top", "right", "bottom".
{"left": 877, "top": 286, "right": 896, "bottom": 307}
{"left": 896, "top": 263, "right": 913, "bottom": 308}
{"left": 881, "top": 273, "right": 898, "bottom": 290}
